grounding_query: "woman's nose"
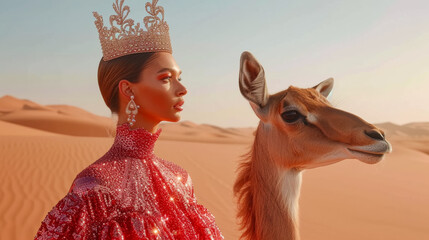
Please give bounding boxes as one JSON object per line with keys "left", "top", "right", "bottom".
{"left": 177, "top": 82, "right": 187, "bottom": 96}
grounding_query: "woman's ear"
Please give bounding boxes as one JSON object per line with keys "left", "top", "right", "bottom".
{"left": 118, "top": 79, "right": 134, "bottom": 98}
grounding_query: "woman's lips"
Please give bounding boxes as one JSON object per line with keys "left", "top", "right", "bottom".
{"left": 174, "top": 101, "right": 184, "bottom": 111}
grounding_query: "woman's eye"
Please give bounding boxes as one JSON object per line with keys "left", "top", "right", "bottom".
{"left": 281, "top": 110, "right": 301, "bottom": 123}
{"left": 178, "top": 77, "right": 182, "bottom": 82}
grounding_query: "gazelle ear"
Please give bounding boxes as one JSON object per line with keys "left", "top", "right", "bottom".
{"left": 239, "top": 51, "right": 270, "bottom": 121}
{"left": 313, "top": 78, "right": 334, "bottom": 98}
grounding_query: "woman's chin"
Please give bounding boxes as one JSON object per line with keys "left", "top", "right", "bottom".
{"left": 166, "top": 114, "right": 181, "bottom": 122}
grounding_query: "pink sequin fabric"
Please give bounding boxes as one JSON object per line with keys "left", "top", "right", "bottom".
{"left": 34, "top": 122, "right": 224, "bottom": 239}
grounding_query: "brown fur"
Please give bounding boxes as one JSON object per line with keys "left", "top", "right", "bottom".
{"left": 234, "top": 122, "right": 299, "bottom": 240}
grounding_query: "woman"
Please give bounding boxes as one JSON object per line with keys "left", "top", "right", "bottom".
{"left": 34, "top": 0, "right": 224, "bottom": 239}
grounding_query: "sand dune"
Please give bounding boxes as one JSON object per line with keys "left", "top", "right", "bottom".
{"left": 0, "top": 120, "right": 58, "bottom": 136}
{"left": 159, "top": 121, "right": 254, "bottom": 144}
{"left": 1, "top": 95, "right": 429, "bottom": 240}
{"left": 0, "top": 95, "right": 55, "bottom": 113}
{"left": 0, "top": 95, "right": 254, "bottom": 143}
{"left": 376, "top": 122, "right": 429, "bottom": 139}
{"left": 0, "top": 95, "right": 116, "bottom": 137}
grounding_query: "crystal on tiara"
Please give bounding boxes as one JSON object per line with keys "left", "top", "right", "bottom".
{"left": 93, "top": 0, "right": 172, "bottom": 61}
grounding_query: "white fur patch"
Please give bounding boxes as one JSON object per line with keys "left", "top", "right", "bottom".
{"left": 277, "top": 169, "right": 302, "bottom": 222}
{"left": 306, "top": 113, "right": 317, "bottom": 124}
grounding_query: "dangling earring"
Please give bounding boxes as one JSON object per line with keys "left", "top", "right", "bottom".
{"left": 125, "top": 95, "right": 140, "bottom": 126}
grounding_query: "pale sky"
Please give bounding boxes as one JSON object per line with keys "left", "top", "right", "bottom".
{"left": 1, "top": 0, "right": 428, "bottom": 127}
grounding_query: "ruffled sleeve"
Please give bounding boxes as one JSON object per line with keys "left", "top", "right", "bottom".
{"left": 34, "top": 191, "right": 89, "bottom": 239}
{"left": 34, "top": 187, "right": 174, "bottom": 240}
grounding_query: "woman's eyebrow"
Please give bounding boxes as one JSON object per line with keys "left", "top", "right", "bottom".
{"left": 157, "top": 68, "right": 182, "bottom": 75}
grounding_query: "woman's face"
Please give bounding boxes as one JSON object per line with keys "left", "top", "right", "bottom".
{"left": 124, "top": 52, "right": 187, "bottom": 123}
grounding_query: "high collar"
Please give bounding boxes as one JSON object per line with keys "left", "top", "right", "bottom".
{"left": 108, "top": 122, "right": 162, "bottom": 159}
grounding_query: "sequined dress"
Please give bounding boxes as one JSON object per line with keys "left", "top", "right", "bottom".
{"left": 34, "top": 122, "right": 224, "bottom": 239}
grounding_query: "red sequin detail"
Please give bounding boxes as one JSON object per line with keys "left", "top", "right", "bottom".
{"left": 34, "top": 122, "right": 224, "bottom": 239}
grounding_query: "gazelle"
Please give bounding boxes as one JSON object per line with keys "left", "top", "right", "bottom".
{"left": 233, "top": 51, "right": 392, "bottom": 240}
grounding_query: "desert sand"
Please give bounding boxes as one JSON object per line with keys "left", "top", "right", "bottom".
{"left": 0, "top": 95, "right": 428, "bottom": 240}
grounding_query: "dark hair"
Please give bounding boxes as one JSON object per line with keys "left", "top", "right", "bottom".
{"left": 97, "top": 52, "right": 156, "bottom": 114}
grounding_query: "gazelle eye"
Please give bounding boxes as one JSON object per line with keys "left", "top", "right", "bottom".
{"left": 281, "top": 110, "right": 301, "bottom": 123}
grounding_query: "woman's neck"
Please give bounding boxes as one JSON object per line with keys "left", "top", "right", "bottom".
{"left": 117, "top": 114, "right": 160, "bottom": 134}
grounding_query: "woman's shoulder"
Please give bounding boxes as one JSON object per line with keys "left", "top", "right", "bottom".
{"left": 154, "top": 155, "right": 195, "bottom": 195}
{"left": 69, "top": 157, "right": 123, "bottom": 194}
{"left": 154, "top": 155, "right": 189, "bottom": 176}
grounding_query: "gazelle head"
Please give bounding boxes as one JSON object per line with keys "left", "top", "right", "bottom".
{"left": 239, "top": 51, "right": 392, "bottom": 169}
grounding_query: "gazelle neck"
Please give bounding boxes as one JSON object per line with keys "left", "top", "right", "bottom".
{"left": 251, "top": 123, "right": 302, "bottom": 240}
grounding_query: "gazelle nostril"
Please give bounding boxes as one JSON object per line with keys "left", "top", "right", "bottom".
{"left": 365, "top": 129, "right": 385, "bottom": 141}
